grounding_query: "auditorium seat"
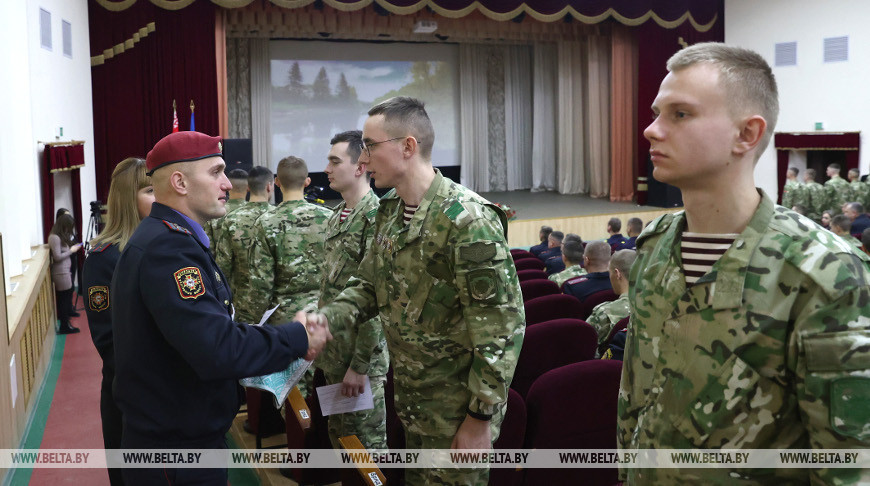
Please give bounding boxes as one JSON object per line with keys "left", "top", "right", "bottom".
{"left": 283, "top": 369, "right": 339, "bottom": 484}
{"left": 520, "top": 279, "right": 560, "bottom": 302}
{"left": 244, "top": 388, "right": 287, "bottom": 449}
{"left": 511, "top": 319, "right": 597, "bottom": 398}
{"left": 577, "top": 289, "right": 619, "bottom": 320}
{"left": 517, "top": 269, "right": 549, "bottom": 282}
{"left": 488, "top": 389, "right": 526, "bottom": 486}
{"left": 599, "top": 316, "right": 630, "bottom": 357}
{"left": 524, "top": 360, "right": 624, "bottom": 486}
{"left": 510, "top": 249, "right": 535, "bottom": 260}
{"left": 514, "top": 258, "right": 546, "bottom": 271}
{"left": 524, "top": 294, "right": 584, "bottom": 326}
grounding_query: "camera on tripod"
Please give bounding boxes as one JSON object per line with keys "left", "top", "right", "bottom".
{"left": 85, "top": 200, "right": 105, "bottom": 252}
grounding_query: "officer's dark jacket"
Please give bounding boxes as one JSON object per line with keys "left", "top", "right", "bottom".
{"left": 111, "top": 202, "right": 308, "bottom": 446}
{"left": 83, "top": 242, "right": 120, "bottom": 376}
{"left": 563, "top": 271, "right": 613, "bottom": 302}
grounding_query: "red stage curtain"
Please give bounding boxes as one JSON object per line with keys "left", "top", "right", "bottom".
{"left": 40, "top": 145, "right": 85, "bottom": 252}
{"left": 89, "top": 0, "right": 218, "bottom": 203}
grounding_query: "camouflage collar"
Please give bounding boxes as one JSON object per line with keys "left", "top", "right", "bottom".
{"left": 402, "top": 169, "right": 444, "bottom": 247}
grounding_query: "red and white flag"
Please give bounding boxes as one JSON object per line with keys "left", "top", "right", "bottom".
{"left": 172, "top": 100, "right": 179, "bottom": 133}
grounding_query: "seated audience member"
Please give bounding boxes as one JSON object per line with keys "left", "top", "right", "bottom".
{"left": 606, "top": 217, "right": 628, "bottom": 251}
{"left": 530, "top": 225, "right": 553, "bottom": 257}
{"left": 545, "top": 233, "right": 581, "bottom": 275}
{"left": 820, "top": 209, "right": 833, "bottom": 230}
{"left": 538, "top": 230, "right": 564, "bottom": 262}
{"left": 791, "top": 204, "right": 808, "bottom": 216}
{"left": 830, "top": 214, "right": 852, "bottom": 238}
{"left": 843, "top": 202, "right": 870, "bottom": 238}
{"left": 563, "top": 240, "right": 612, "bottom": 302}
{"left": 601, "top": 328, "right": 627, "bottom": 361}
{"left": 587, "top": 249, "right": 636, "bottom": 356}
{"left": 549, "top": 238, "right": 586, "bottom": 286}
{"left": 616, "top": 217, "right": 642, "bottom": 250}
{"left": 863, "top": 228, "right": 870, "bottom": 256}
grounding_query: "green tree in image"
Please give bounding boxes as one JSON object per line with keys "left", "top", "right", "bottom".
{"left": 287, "top": 62, "right": 304, "bottom": 99}
{"left": 335, "top": 73, "right": 356, "bottom": 102}
{"left": 312, "top": 67, "right": 332, "bottom": 101}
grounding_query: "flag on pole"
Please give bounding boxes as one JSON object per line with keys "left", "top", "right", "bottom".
{"left": 172, "top": 99, "right": 179, "bottom": 133}
{"left": 189, "top": 99, "right": 195, "bottom": 132}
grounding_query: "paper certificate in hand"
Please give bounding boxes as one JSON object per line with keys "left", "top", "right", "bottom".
{"left": 316, "top": 377, "right": 375, "bottom": 416}
{"left": 240, "top": 358, "right": 312, "bottom": 408}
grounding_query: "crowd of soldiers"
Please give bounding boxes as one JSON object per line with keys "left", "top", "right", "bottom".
{"left": 783, "top": 164, "right": 870, "bottom": 221}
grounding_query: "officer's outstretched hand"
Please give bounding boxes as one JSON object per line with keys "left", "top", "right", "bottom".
{"left": 301, "top": 312, "right": 332, "bottom": 361}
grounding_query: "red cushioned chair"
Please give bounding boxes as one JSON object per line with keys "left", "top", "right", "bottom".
{"left": 577, "top": 289, "right": 619, "bottom": 320}
{"left": 524, "top": 360, "right": 624, "bottom": 486}
{"left": 517, "top": 269, "right": 549, "bottom": 282}
{"left": 511, "top": 319, "right": 597, "bottom": 398}
{"left": 510, "top": 249, "right": 535, "bottom": 260}
{"left": 520, "top": 279, "right": 560, "bottom": 302}
{"left": 524, "top": 294, "right": 584, "bottom": 326}
{"left": 599, "top": 315, "right": 630, "bottom": 357}
{"left": 488, "top": 389, "right": 527, "bottom": 486}
{"left": 514, "top": 257, "right": 546, "bottom": 272}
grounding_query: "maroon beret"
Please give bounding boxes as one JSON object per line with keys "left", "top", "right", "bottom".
{"left": 146, "top": 132, "right": 223, "bottom": 175}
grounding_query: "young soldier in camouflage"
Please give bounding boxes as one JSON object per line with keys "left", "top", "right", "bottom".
{"left": 586, "top": 248, "right": 634, "bottom": 356}
{"left": 825, "top": 163, "right": 851, "bottom": 214}
{"left": 801, "top": 168, "right": 828, "bottom": 222}
{"left": 620, "top": 42, "right": 870, "bottom": 484}
{"left": 780, "top": 166, "right": 801, "bottom": 209}
{"left": 317, "top": 130, "right": 389, "bottom": 451}
{"left": 847, "top": 168, "right": 870, "bottom": 208}
{"left": 214, "top": 166, "right": 274, "bottom": 324}
{"left": 205, "top": 167, "right": 247, "bottom": 254}
{"left": 311, "top": 97, "right": 524, "bottom": 486}
{"left": 249, "top": 157, "right": 331, "bottom": 323}
{"left": 548, "top": 238, "right": 586, "bottom": 287}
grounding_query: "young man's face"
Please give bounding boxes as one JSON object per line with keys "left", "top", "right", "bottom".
{"left": 548, "top": 235, "right": 559, "bottom": 248}
{"left": 325, "top": 141, "right": 362, "bottom": 194}
{"left": 644, "top": 64, "right": 742, "bottom": 190}
{"left": 360, "top": 114, "right": 406, "bottom": 189}
{"left": 185, "top": 156, "right": 231, "bottom": 224}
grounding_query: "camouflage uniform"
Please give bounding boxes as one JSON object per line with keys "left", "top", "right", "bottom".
{"left": 249, "top": 199, "right": 331, "bottom": 323}
{"left": 618, "top": 190, "right": 870, "bottom": 485}
{"left": 548, "top": 264, "right": 586, "bottom": 288}
{"left": 316, "top": 190, "right": 389, "bottom": 451}
{"left": 206, "top": 198, "right": 246, "bottom": 254}
{"left": 849, "top": 180, "right": 870, "bottom": 208}
{"left": 780, "top": 179, "right": 802, "bottom": 209}
{"left": 825, "top": 175, "right": 850, "bottom": 214}
{"left": 803, "top": 180, "right": 828, "bottom": 222}
{"left": 321, "top": 170, "right": 525, "bottom": 486}
{"left": 586, "top": 292, "right": 629, "bottom": 350}
{"left": 214, "top": 201, "right": 272, "bottom": 324}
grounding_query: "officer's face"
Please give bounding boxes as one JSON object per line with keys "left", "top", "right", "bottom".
{"left": 325, "top": 141, "right": 362, "bottom": 194}
{"left": 137, "top": 185, "right": 155, "bottom": 219}
{"left": 186, "top": 156, "right": 231, "bottom": 224}
{"left": 360, "top": 114, "right": 405, "bottom": 189}
{"left": 644, "top": 64, "right": 744, "bottom": 191}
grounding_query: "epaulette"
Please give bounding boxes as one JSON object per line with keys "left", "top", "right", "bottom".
{"left": 635, "top": 212, "right": 680, "bottom": 250}
{"left": 90, "top": 242, "right": 112, "bottom": 253}
{"left": 163, "top": 220, "right": 192, "bottom": 235}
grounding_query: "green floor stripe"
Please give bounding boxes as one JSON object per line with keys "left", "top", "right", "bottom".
{"left": 226, "top": 433, "right": 261, "bottom": 486}
{"left": 3, "top": 331, "right": 65, "bottom": 486}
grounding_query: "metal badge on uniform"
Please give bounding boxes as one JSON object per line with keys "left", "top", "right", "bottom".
{"left": 174, "top": 267, "right": 206, "bottom": 300}
{"left": 215, "top": 270, "right": 221, "bottom": 283}
{"left": 88, "top": 286, "right": 109, "bottom": 312}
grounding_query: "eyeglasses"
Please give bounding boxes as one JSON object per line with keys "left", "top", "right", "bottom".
{"left": 361, "top": 136, "right": 406, "bottom": 158}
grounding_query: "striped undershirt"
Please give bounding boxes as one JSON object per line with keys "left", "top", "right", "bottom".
{"left": 681, "top": 232, "right": 738, "bottom": 285}
{"left": 339, "top": 207, "right": 352, "bottom": 223}
{"left": 403, "top": 204, "right": 418, "bottom": 224}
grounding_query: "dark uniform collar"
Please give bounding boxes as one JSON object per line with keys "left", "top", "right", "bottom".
{"left": 148, "top": 202, "right": 210, "bottom": 249}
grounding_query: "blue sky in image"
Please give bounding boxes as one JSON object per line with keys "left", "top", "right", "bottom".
{"left": 271, "top": 60, "right": 416, "bottom": 102}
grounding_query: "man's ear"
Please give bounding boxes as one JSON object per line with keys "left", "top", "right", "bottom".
{"left": 169, "top": 170, "right": 188, "bottom": 195}
{"left": 304, "top": 176, "right": 311, "bottom": 188}
{"left": 734, "top": 115, "right": 767, "bottom": 156}
{"left": 403, "top": 136, "right": 418, "bottom": 158}
{"left": 355, "top": 162, "right": 367, "bottom": 177}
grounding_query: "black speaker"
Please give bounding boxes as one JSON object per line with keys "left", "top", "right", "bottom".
{"left": 222, "top": 138, "right": 253, "bottom": 173}
{"left": 645, "top": 157, "right": 683, "bottom": 208}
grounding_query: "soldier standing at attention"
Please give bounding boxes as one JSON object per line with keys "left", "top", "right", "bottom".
{"left": 620, "top": 43, "right": 870, "bottom": 485}
{"left": 311, "top": 97, "right": 525, "bottom": 485}
{"left": 780, "top": 166, "right": 801, "bottom": 209}
{"left": 802, "top": 168, "right": 827, "bottom": 222}
{"left": 214, "top": 166, "right": 274, "bottom": 324}
{"left": 825, "top": 163, "right": 851, "bottom": 215}
{"left": 249, "top": 156, "right": 331, "bottom": 323}
{"left": 206, "top": 167, "right": 247, "bottom": 254}
{"left": 317, "top": 130, "right": 389, "bottom": 451}
{"left": 847, "top": 168, "right": 870, "bottom": 208}
{"left": 111, "top": 132, "right": 331, "bottom": 486}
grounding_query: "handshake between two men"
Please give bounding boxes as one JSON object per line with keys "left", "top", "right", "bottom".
{"left": 296, "top": 311, "right": 333, "bottom": 361}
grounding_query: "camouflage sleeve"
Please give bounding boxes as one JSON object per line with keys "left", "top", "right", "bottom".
{"left": 214, "top": 218, "right": 232, "bottom": 276}
{"left": 247, "top": 223, "right": 275, "bottom": 320}
{"left": 452, "top": 215, "right": 525, "bottom": 418}
{"left": 205, "top": 219, "right": 216, "bottom": 254}
{"left": 348, "top": 219, "right": 382, "bottom": 376}
{"left": 586, "top": 303, "right": 610, "bottom": 347}
{"left": 782, "top": 187, "right": 793, "bottom": 209}
{"left": 320, "top": 243, "right": 379, "bottom": 342}
{"left": 792, "top": 263, "right": 870, "bottom": 484}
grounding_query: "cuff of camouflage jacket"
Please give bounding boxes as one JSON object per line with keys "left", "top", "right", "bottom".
{"left": 467, "top": 398, "right": 494, "bottom": 420}
{"left": 349, "top": 356, "right": 370, "bottom": 376}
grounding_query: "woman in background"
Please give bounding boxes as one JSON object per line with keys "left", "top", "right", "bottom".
{"left": 82, "top": 157, "right": 153, "bottom": 486}
{"left": 49, "top": 213, "right": 82, "bottom": 334}
{"left": 820, "top": 209, "right": 834, "bottom": 230}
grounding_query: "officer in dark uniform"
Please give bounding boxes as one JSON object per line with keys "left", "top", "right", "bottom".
{"left": 111, "top": 131, "right": 331, "bottom": 485}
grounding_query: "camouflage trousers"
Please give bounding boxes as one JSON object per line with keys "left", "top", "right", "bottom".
{"left": 403, "top": 433, "right": 489, "bottom": 486}
{"left": 322, "top": 370, "right": 388, "bottom": 450}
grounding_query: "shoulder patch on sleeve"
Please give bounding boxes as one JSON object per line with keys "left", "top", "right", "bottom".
{"left": 88, "top": 286, "right": 109, "bottom": 311}
{"left": 163, "top": 220, "right": 192, "bottom": 235}
{"left": 174, "top": 267, "right": 206, "bottom": 300}
{"left": 459, "top": 241, "right": 497, "bottom": 263}
{"left": 465, "top": 268, "right": 503, "bottom": 303}
{"left": 444, "top": 201, "right": 465, "bottom": 221}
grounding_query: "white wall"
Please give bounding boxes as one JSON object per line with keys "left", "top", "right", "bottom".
{"left": 726, "top": 0, "right": 870, "bottom": 197}
{"left": 27, "top": 0, "right": 96, "bottom": 243}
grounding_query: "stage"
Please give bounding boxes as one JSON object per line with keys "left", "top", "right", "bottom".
{"left": 477, "top": 190, "right": 682, "bottom": 248}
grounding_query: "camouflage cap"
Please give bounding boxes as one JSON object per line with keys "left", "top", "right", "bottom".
{"left": 146, "top": 131, "right": 223, "bottom": 176}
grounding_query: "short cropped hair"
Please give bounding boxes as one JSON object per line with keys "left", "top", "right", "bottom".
{"left": 831, "top": 214, "right": 851, "bottom": 233}
{"left": 563, "top": 233, "right": 582, "bottom": 244}
{"left": 368, "top": 97, "right": 435, "bottom": 160}
{"left": 791, "top": 204, "right": 807, "bottom": 216}
{"left": 608, "top": 217, "right": 622, "bottom": 233}
{"left": 828, "top": 163, "right": 841, "bottom": 171}
{"left": 330, "top": 130, "right": 363, "bottom": 164}
{"left": 276, "top": 156, "right": 309, "bottom": 190}
{"left": 787, "top": 167, "right": 799, "bottom": 177}
{"left": 584, "top": 240, "right": 611, "bottom": 266}
{"left": 549, "top": 231, "right": 564, "bottom": 244}
{"left": 247, "top": 166, "right": 273, "bottom": 195}
{"left": 562, "top": 239, "right": 584, "bottom": 264}
{"left": 848, "top": 168, "right": 860, "bottom": 179}
{"left": 667, "top": 43, "right": 779, "bottom": 159}
{"left": 610, "top": 249, "right": 637, "bottom": 276}
{"left": 228, "top": 168, "right": 248, "bottom": 183}
{"left": 627, "top": 217, "right": 643, "bottom": 236}
{"left": 539, "top": 226, "right": 553, "bottom": 242}
{"left": 846, "top": 202, "right": 865, "bottom": 214}
{"left": 805, "top": 168, "right": 817, "bottom": 180}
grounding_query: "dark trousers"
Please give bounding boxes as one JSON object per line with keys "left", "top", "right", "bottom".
{"left": 55, "top": 288, "right": 74, "bottom": 326}
{"left": 120, "top": 436, "right": 228, "bottom": 486}
{"left": 101, "top": 371, "right": 125, "bottom": 485}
